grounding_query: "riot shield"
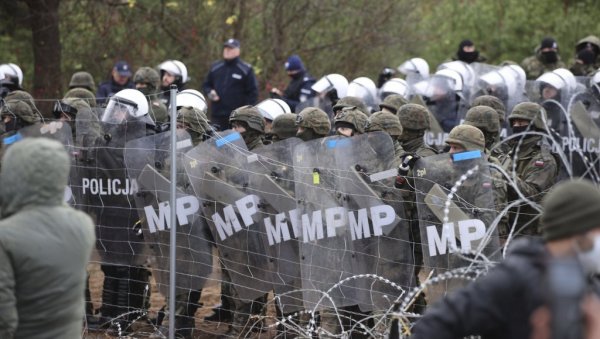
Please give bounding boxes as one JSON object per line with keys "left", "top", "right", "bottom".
{"left": 124, "top": 130, "right": 213, "bottom": 298}
{"left": 74, "top": 117, "right": 150, "bottom": 266}
{"left": 559, "top": 101, "right": 600, "bottom": 180}
{"left": 293, "top": 136, "right": 358, "bottom": 311}
{"left": 245, "top": 137, "right": 304, "bottom": 314}
{"left": 332, "top": 132, "right": 414, "bottom": 312}
{"left": 3, "top": 122, "right": 77, "bottom": 205}
{"left": 413, "top": 75, "right": 464, "bottom": 133}
{"left": 413, "top": 152, "right": 501, "bottom": 303}
{"left": 183, "top": 130, "right": 274, "bottom": 302}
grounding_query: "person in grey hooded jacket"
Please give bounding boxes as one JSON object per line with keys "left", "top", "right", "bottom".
{"left": 0, "top": 138, "right": 95, "bottom": 338}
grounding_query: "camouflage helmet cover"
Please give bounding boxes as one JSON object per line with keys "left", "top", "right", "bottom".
{"left": 0, "top": 100, "right": 37, "bottom": 124}
{"left": 133, "top": 67, "right": 161, "bottom": 91}
{"left": 271, "top": 113, "right": 298, "bottom": 140}
{"left": 68, "top": 71, "right": 96, "bottom": 92}
{"left": 365, "top": 111, "right": 403, "bottom": 136}
{"left": 64, "top": 87, "right": 97, "bottom": 108}
{"left": 463, "top": 105, "right": 500, "bottom": 133}
{"left": 379, "top": 94, "right": 408, "bottom": 113}
{"left": 296, "top": 106, "right": 331, "bottom": 136}
{"left": 332, "top": 96, "right": 370, "bottom": 116}
{"left": 471, "top": 95, "right": 506, "bottom": 123}
{"left": 397, "top": 103, "right": 430, "bottom": 130}
{"left": 445, "top": 124, "right": 485, "bottom": 152}
{"left": 508, "top": 102, "right": 548, "bottom": 130}
{"left": 334, "top": 106, "right": 368, "bottom": 134}
{"left": 3, "top": 90, "right": 40, "bottom": 123}
{"left": 177, "top": 106, "right": 210, "bottom": 135}
{"left": 229, "top": 105, "right": 265, "bottom": 133}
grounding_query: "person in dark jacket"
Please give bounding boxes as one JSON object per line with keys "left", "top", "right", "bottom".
{"left": 410, "top": 179, "right": 600, "bottom": 339}
{"left": 270, "top": 54, "right": 315, "bottom": 112}
{"left": 202, "top": 39, "right": 258, "bottom": 130}
{"left": 96, "top": 60, "right": 134, "bottom": 106}
{"left": 0, "top": 138, "right": 95, "bottom": 338}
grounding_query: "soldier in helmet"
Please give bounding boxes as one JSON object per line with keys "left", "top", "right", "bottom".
{"left": 270, "top": 113, "right": 297, "bottom": 141}
{"left": 1, "top": 97, "right": 41, "bottom": 138}
{"left": 68, "top": 71, "right": 96, "bottom": 93}
{"left": 133, "top": 67, "right": 168, "bottom": 124}
{"left": 333, "top": 106, "right": 368, "bottom": 137}
{"left": 472, "top": 95, "right": 507, "bottom": 128}
{"left": 229, "top": 105, "right": 266, "bottom": 150}
{"left": 295, "top": 107, "right": 331, "bottom": 141}
{"left": 569, "top": 35, "right": 600, "bottom": 76}
{"left": 379, "top": 94, "right": 408, "bottom": 115}
{"left": 500, "top": 102, "right": 558, "bottom": 237}
{"left": 4, "top": 90, "right": 42, "bottom": 121}
{"left": 463, "top": 105, "right": 501, "bottom": 152}
{"left": 332, "top": 96, "right": 370, "bottom": 117}
{"left": 176, "top": 106, "right": 212, "bottom": 146}
{"left": 365, "top": 111, "right": 404, "bottom": 156}
{"left": 396, "top": 103, "right": 438, "bottom": 157}
{"left": 64, "top": 87, "right": 97, "bottom": 108}
{"left": 521, "top": 37, "right": 566, "bottom": 80}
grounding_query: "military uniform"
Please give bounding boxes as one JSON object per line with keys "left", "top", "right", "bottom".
{"left": 133, "top": 67, "right": 168, "bottom": 124}
{"left": 521, "top": 47, "right": 566, "bottom": 80}
{"left": 499, "top": 102, "right": 559, "bottom": 237}
{"left": 269, "top": 113, "right": 297, "bottom": 141}
{"left": 569, "top": 35, "right": 600, "bottom": 76}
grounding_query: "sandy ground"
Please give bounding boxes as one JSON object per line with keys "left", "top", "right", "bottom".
{"left": 82, "top": 249, "right": 278, "bottom": 338}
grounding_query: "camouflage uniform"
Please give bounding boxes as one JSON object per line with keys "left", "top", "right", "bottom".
{"left": 395, "top": 103, "right": 438, "bottom": 312}
{"left": 499, "top": 102, "right": 559, "bottom": 237}
{"left": 521, "top": 48, "right": 566, "bottom": 80}
{"left": 295, "top": 106, "right": 331, "bottom": 141}
{"left": 463, "top": 105, "right": 501, "bottom": 151}
{"left": 133, "top": 67, "right": 168, "bottom": 124}
{"left": 270, "top": 113, "right": 297, "bottom": 141}
{"left": 177, "top": 106, "right": 211, "bottom": 146}
{"left": 379, "top": 94, "right": 408, "bottom": 115}
{"left": 0, "top": 99, "right": 41, "bottom": 170}
{"left": 3, "top": 90, "right": 42, "bottom": 120}
{"left": 229, "top": 105, "right": 265, "bottom": 151}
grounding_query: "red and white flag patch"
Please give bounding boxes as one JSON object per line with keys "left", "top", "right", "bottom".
{"left": 534, "top": 160, "right": 544, "bottom": 167}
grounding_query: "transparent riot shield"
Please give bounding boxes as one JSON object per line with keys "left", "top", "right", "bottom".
{"left": 293, "top": 136, "right": 358, "bottom": 311}
{"left": 74, "top": 117, "right": 149, "bottom": 266}
{"left": 413, "top": 152, "right": 501, "bottom": 304}
{"left": 561, "top": 101, "right": 600, "bottom": 180}
{"left": 244, "top": 137, "right": 304, "bottom": 314}
{"left": 332, "top": 132, "right": 415, "bottom": 312}
{"left": 124, "top": 130, "right": 213, "bottom": 298}
{"left": 183, "top": 130, "right": 273, "bottom": 302}
{"left": 4, "top": 122, "right": 78, "bottom": 206}
{"left": 413, "top": 75, "right": 464, "bottom": 133}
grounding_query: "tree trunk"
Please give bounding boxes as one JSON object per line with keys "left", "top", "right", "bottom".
{"left": 22, "top": 0, "right": 61, "bottom": 117}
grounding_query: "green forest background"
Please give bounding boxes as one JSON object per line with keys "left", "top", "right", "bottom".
{"left": 2, "top": 0, "right": 599, "bottom": 109}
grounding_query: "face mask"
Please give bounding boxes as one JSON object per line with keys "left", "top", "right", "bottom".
{"left": 541, "top": 51, "right": 558, "bottom": 64}
{"left": 577, "top": 235, "right": 600, "bottom": 274}
{"left": 136, "top": 86, "right": 153, "bottom": 97}
{"left": 511, "top": 125, "right": 529, "bottom": 135}
{"left": 458, "top": 50, "right": 479, "bottom": 63}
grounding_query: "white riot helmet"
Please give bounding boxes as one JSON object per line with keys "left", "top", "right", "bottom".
{"left": 158, "top": 60, "right": 189, "bottom": 84}
{"left": 347, "top": 77, "right": 377, "bottom": 101}
{"left": 480, "top": 64, "right": 526, "bottom": 98}
{"left": 380, "top": 78, "right": 409, "bottom": 99}
{"left": 256, "top": 98, "right": 291, "bottom": 121}
{"left": 437, "top": 61, "right": 475, "bottom": 89}
{"left": 413, "top": 68, "right": 463, "bottom": 99}
{"left": 536, "top": 68, "right": 577, "bottom": 93}
{"left": 398, "top": 57, "right": 430, "bottom": 78}
{"left": 0, "top": 63, "right": 23, "bottom": 87}
{"left": 173, "top": 89, "right": 207, "bottom": 112}
{"left": 590, "top": 72, "right": 600, "bottom": 100}
{"left": 311, "top": 73, "right": 348, "bottom": 98}
{"left": 101, "top": 88, "right": 153, "bottom": 126}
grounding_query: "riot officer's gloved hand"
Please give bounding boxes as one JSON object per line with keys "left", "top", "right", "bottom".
{"left": 377, "top": 67, "right": 395, "bottom": 88}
